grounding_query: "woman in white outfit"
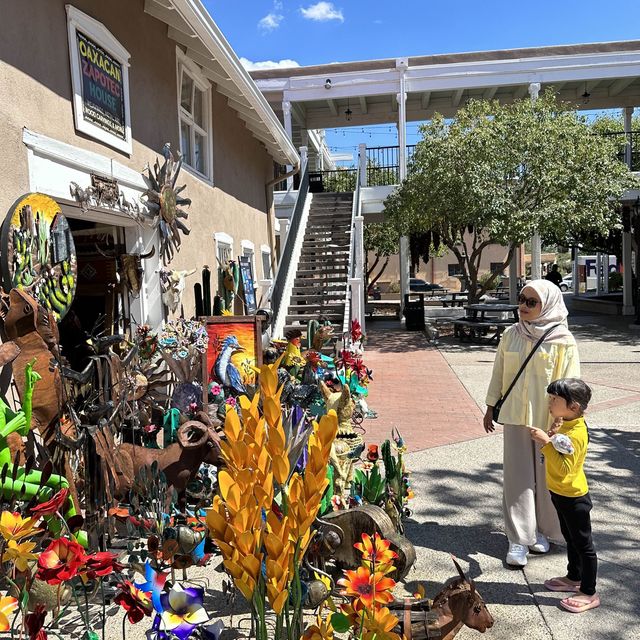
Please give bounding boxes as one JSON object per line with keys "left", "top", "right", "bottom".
{"left": 484, "top": 279, "right": 580, "bottom": 566}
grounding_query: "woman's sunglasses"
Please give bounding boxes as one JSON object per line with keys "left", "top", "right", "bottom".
{"left": 518, "top": 294, "right": 540, "bottom": 308}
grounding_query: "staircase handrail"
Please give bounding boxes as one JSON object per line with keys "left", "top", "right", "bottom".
{"left": 342, "top": 162, "right": 362, "bottom": 335}
{"left": 270, "top": 159, "right": 310, "bottom": 334}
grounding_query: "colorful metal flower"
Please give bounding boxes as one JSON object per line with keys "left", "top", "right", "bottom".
{"left": 366, "top": 444, "right": 379, "bottom": 463}
{"left": 114, "top": 581, "right": 153, "bottom": 624}
{"left": 0, "top": 512, "right": 41, "bottom": 541}
{"left": 337, "top": 566, "right": 395, "bottom": 610}
{"left": 354, "top": 533, "right": 398, "bottom": 568}
{"left": 29, "top": 488, "right": 70, "bottom": 518}
{"left": 135, "top": 560, "right": 169, "bottom": 613}
{"left": 36, "top": 538, "right": 86, "bottom": 584}
{"left": 361, "top": 606, "right": 401, "bottom": 640}
{"left": 83, "top": 551, "right": 124, "bottom": 579}
{"left": 2, "top": 539, "right": 38, "bottom": 572}
{"left": 0, "top": 595, "right": 18, "bottom": 631}
{"left": 156, "top": 584, "right": 209, "bottom": 639}
{"left": 24, "top": 605, "right": 47, "bottom": 640}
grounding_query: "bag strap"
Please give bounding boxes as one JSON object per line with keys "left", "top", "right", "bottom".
{"left": 500, "top": 324, "right": 561, "bottom": 405}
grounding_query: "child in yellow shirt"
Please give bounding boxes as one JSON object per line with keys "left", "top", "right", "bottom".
{"left": 530, "top": 378, "right": 599, "bottom": 613}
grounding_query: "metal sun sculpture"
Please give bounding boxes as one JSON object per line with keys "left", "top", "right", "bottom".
{"left": 142, "top": 143, "right": 191, "bottom": 263}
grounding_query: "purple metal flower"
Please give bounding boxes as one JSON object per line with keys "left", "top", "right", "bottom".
{"left": 150, "top": 584, "right": 209, "bottom": 640}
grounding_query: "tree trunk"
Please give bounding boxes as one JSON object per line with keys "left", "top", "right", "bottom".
{"left": 369, "top": 257, "right": 390, "bottom": 290}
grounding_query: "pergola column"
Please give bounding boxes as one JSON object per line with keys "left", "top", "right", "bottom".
{"left": 623, "top": 106, "right": 635, "bottom": 315}
{"left": 282, "top": 100, "right": 294, "bottom": 189}
{"left": 528, "top": 82, "right": 543, "bottom": 281}
{"left": 396, "top": 58, "right": 410, "bottom": 311}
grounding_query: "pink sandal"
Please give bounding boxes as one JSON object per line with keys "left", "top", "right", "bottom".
{"left": 544, "top": 577, "right": 580, "bottom": 592}
{"left": 560, "top": 594, "right": 600, "bottom": 613}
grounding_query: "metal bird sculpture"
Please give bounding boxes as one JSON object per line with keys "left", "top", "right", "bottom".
{"left": 214, "top": 336, "right": 246, "bottom": 394}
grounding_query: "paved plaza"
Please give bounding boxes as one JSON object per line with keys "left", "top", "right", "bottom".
{"left": 363, "top": 302, "right": 640, "bottom": 639}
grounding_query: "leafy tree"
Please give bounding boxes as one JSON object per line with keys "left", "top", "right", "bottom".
{"left": 363, "top": 222, "right": 399, "bottom": 289}
{"left": 384, "top": 91, "right": 636, "bottom": 301}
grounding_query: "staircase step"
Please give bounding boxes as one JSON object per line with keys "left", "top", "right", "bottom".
{"left": 294, "top": 277, "right": 346, "bottom": 286}
{"left": 287, "top": 304, "right": 345, "bottom": 314}
{"left": 286, "top": 313, "right": 343, "bottom": 323}
{"left": 296, "top": 267, "right": 348, "bottom": 274}
{"left": 290, "top": 295, "right": 347, "bottom": 303}
{"left": 297, "top": 257, "right": 350, "bottom": 264}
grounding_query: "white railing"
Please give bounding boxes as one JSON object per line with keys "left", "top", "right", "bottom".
{"left": 343, "top": 158, "right": 364, "bottom": 337}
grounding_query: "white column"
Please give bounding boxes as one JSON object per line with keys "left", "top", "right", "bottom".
{"left": 351, "top": 214, "right": 366, "bottom": 332}
{"left": 528, "top": 82, "right": 543, "bottom": 281}
{"left": 623, "top": 108, "right": 635, "bottom": 315}
{"left": 396, "top": 58, "right": 410, "bottom": 311}
{"left": 572, "top": 247, "right": 580, "bottom": 296}
{"left": 623, "top": 219, "right": 634, "bottom": 314}
{"left": 603, "top": 253, "right": 610, "bottom": 293}
{"left": 358, "top": 143, "right": 368, "bottom": 187}
{"left": 299, "top": 145, "right": 308, "bottom": 170}
{"left": 282, "top": 100, "right": 293, "bottom": 189}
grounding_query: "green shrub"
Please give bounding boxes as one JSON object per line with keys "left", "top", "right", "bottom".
{"left": 608, "top": 271, "right": 623, "bottom": 291}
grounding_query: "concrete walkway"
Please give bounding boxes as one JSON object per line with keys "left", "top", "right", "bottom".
{"left": 361, "top": 307, "right": 640, "bottom": 640}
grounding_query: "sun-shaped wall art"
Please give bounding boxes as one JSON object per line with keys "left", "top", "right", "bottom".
{"left": 141, "top": 144, "right": 191, "bottom": 263}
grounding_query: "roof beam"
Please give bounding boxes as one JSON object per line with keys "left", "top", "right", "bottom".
{"left": 609, "top": 76, "right": 636, "bottom": 96}
{"left": 452, "top": 89, "right": 464, "bottom": 107}
{"left": 421, "top": 91, "right": 431, "bottom": 109}
{"left": 359, "top": 96, "right": 368, "bottom": 114}
{"left": 327, "top": 99, "right": 338, "bottom": 116}
{"left": 144, "top": 0, "right": 192, "bottom": 35}
{"left": 226, "top": 96, "right": 264, "bottom": 126}
{"left": 391, "top": 94, "right": 398, "bottom": 111}
{"left": 483, "top": 86, "right": 497, "bottom": 100}
{"left": 291, "top": 102, "right": 306, "bottom": 126}
{"left": 185, "top": 47, "right": 230, "bottom": 83}
{"left": 167, "top": 26, "right": 213, "bottom": 59}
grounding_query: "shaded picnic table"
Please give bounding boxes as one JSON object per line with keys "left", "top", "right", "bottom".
{"left": 453, "top": 303, "right": 519, "bottom": 343}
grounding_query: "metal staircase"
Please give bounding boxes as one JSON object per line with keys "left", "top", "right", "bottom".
{"left": 282, "top": 192, "right": 353, "bottom": 339}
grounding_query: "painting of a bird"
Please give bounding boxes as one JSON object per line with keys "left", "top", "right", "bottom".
{"left": 214, "top": 335, "right": 246, "bottom": 394}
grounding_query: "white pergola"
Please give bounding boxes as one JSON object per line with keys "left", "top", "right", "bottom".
{"left": 252, "top": 41, "right": 640, "bottom": 314}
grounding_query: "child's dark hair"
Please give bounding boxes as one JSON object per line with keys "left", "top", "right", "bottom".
{"left": 547, "top": 378, "right": 592, "bottom": 414}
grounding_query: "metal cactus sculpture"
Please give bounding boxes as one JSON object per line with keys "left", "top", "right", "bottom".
{"left": 142, "top": 143, "right": 191, "bottom": 263}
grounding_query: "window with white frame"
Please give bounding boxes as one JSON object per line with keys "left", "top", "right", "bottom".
{"left": 241, "top": 240, "right": 257, "bottom": 289}
{"left": 177, "top": 51, "right": 212, "bottom": 180}
{"left": 261, "top": 245, "right": 272, "bottom": 279}
{"left": 215, "top": 233, "right": 233, "bottom": 266}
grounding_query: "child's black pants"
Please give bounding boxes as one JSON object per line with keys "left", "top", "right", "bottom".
{"left": 550, "top": 491, "right": 597, "bottom": 595}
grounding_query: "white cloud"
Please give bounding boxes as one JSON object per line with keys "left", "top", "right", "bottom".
{"left": 258, "top": 12, "right": 284, "bottom": 31}
{"left": 274, "top": 0, "right": 283, "bottom": 8}
{"left": 240, "top": 57, "right": 301, "bottom": 71}
{"left": 300, "top": 2, "right": 344, "bottom": 22}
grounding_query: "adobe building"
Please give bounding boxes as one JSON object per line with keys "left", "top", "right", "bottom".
{"left": 0, "top": 0, "right": 298, "bottom": 338}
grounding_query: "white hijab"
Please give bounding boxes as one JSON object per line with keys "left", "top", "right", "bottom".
{"left": 515, "top": 279, "right": 574, "bottom": 345}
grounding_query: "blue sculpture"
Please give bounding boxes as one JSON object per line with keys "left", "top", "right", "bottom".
{"left": 213, "top": 336, "right": 246, "bottom": 394}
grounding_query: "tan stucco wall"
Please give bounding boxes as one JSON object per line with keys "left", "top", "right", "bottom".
{"left": 0, "top": 0, "right": 274, "bottom": 317}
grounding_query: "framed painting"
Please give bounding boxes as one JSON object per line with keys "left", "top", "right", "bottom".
{"left": 202, "top": 316, "right": 263, "bottom": 400}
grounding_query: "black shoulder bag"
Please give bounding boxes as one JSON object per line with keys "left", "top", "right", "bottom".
{"left": 492, "top": 324, "right": 560, "bottom": 424}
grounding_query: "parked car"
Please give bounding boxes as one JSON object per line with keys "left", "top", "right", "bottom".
{"left": 409, "top": 278, "right": 445, "bottom": 292}
{"left": 560, "top": 275, "right": 572, "bottom": 292}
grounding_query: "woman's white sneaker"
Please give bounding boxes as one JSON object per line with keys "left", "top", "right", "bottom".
{"left": 529, "top": 533, "right": 550, "bottom": 554}
{"left": 506, "top": 543, "right": 528, "bottom": 567}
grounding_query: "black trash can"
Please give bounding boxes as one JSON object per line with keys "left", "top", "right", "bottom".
{"left": 403, "top": 293, "right": 425, "bottom": 331}
{"left": 309, "top": 172, "right": 324, "bottom": 193}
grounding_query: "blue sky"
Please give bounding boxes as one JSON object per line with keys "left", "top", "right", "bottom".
{"left": 205, "top": 0, "right": 640, "bottom": 161}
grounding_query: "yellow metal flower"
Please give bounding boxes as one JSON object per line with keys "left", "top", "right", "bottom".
{"left": 0, "top": 595, "right": 18, "bottom": 631}
{"left": 0, "top": 512, "right": 41, "bottom": 542}
{"left": 362, "top": 607, "right": 401, "bottom": 640}
{"left": 302, "top": 615, "right": 334, "bottom": 640}
{"left": 2, "top": 539, "right": 38, "bottom": 572}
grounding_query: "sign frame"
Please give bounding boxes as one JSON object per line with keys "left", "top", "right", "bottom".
{"left": 66, "top": 5, "right": 132, "bottom": 154}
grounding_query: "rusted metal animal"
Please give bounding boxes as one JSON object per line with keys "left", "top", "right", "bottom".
{"left": 312, "top": 503, "right": 416, "bottom": 581}
{"left": 158, "top": 267, "right": 197, "bottom": 313}
{"left": 390, "top": 558, "right": 494, "bottom": 640}
{"left": 95, "top": 245, "right": 156, "bottom": 298}
{"left": 111, "top": 417, "right": 222, "bottom": 506}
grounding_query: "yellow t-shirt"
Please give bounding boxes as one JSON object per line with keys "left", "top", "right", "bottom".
{"left": 541, "top": 417, "right": 589, "bottom": 497}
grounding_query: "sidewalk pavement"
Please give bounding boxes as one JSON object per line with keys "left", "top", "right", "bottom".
{"left": 361, "top": 309, "right": 639, "bottom": 639}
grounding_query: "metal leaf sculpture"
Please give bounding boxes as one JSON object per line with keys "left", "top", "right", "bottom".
{"left": 142, "top": 143, "right": 191, "bottom": 263}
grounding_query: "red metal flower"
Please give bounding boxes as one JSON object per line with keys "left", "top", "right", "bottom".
{"left": 366, "top": 444, "right": 379, "bottom": 463}
{"left": 114, "top": 581, "right": 153, "bottom": 624}
{"left": 25, "top": 605, "right": 47, "bottom": 640}
{"left": 336, "top": 350, "right": 355, "bottom": 370}
{"left": 36, "top": 538, "right": 87, "bottom": 584}
{"left": 29, "top": 488, "right": 70, "bottom": 517}
{"left": 351, "top": 319, "right": 363, "bottom": 343}
{"left": 84, "top": 551, "right": 124, "bottom": 578}
{"left": 337, "top": 565, "right": 395, "bottom": 610}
